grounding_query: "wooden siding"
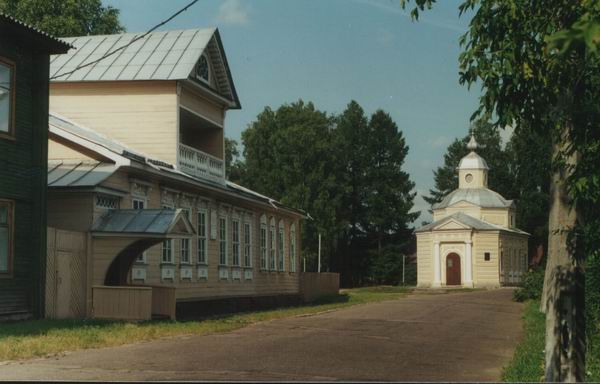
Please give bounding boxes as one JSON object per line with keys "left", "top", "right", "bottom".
{"left": 49, "top": 81, "right": 179, "bottom": 165}
{"left": 0, "top": 35, "right": 50, "bottom": 319}
{"left": 416, "top": 232, "right": 432, "bottom": 287}
{"left": 473, "top": 232, "right": 501, "bottom": 287}
{"left": 92, "top": 285, "right": 152, "bottom": 321}
{"left": 179, "top": 85, "right": 225, "bottom": 127}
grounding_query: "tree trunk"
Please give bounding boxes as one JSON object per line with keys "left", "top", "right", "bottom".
{"left": 541, "top": 132, "right": 585, "bottom": 382}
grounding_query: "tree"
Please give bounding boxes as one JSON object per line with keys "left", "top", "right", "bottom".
{"left": 224, "top": 137, "right": 244, "bottom": 183}
{"left": 0, "top": 0, "right": 124, "bottom": 37}
{"left": 424, "top": 120, "right": 514, "bottom": 209}
{"left": 240, "top": 100, "right": 342, "bottom": 270}
{"left": 363, "top": 110, "right": 419, "bottom": 259}
{"left": 402, "top": 0, "right": 600, "bottom": 380}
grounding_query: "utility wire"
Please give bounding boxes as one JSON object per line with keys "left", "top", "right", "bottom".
{"left": 50, "top": 0, "right": 199, "bottom": 80}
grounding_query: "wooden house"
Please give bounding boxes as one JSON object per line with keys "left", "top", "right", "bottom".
{"left": 45, "top": 29, "right": 305, "bottom": 320}
{"left": 0, "top": 14, "right": 70, "bottom": 320}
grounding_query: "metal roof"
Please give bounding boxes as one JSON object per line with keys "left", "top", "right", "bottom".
{"left": 458, "top": 151, "right": 489, "bottom": 170}
{"left": 0, "top": 13, "right": 72, "bottom": 53}
{"left": 416, "top": 212, "right": 528, "bottom": 235}
{"left": 48, "top": 28, "right": 240, "bottom": 108}
{"left": 91, "top": 209, "right": 194, "bottom": 236}
{"left": 432, "top": 188, "right": 513, "bottom": 210}
{"left": 48, "top": 160, "right": 118, "bottom": 187}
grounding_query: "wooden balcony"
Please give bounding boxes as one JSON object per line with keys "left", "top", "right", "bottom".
{"left": 178, "top": 143, "right": 225, "bottom": 182}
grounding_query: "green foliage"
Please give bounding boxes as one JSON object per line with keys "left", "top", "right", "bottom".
{"left": 501, "top": 301, "right": 546, "bottom": 382}
{"left": 0, "top": 0, "right": 125, "bottom": 37}
{"left": 513, "top": 267, "right": 545, "bottom": 302}
{"left": 237, "top": 100, "right": 417, "bottom": 284}
{"left": 586, "top": 253, "right": 600, "bottom": 337}
{"left": 224, "top": 137, "right": 244, "bottom": 183}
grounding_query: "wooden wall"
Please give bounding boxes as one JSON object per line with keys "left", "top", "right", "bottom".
{"left": 50, "top": 81, "right": 179, "bottom": 165}
{"left": 472, "top": 231, "right": 501, "bottom": 287}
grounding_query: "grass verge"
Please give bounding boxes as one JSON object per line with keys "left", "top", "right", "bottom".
{"left": 501, "top": 300, "right": 545, "bottom": 382}
{"left": 0, "top": 286, "right": 410, "bottom": 362}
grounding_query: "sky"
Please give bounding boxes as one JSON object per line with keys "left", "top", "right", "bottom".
{"left": 103, "top": 0, "right": 483, "bottom": 223}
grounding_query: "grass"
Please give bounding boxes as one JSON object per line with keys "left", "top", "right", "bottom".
{"left": 502, "top": 300, "right": 546, "bottom": 382}
{"left": 501, "top": 301, "right": 600, "bottom": 382}
{"left": 0, "top": 285, "right": 411, "bottom": 362}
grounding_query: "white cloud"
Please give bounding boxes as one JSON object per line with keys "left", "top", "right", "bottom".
{"left": 215, "top": 0, "right": 250, "bottom": 26}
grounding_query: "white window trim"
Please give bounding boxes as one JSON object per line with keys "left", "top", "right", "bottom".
{"left": 219, "top": 215, "right": 228, "bottom": 266}
{"left": 269, "top": 218, "right": 276, "bottom": 271}
{"left": 162, "top": 204, "right": 174, "bottom": 264}
{"left": 180, "top": 238, "right": 191, "bottom": 264}
{"left": 197, "top": 209, "right": 208, "bottom": 265}
{"left": 132, "top": 198, "right": 147, "bottom": 263}
{"left": 232, "top": 218, "right": 241, "bottom": 267}
{"left": 290, "top": 224, "right": 297, "bottom": 273}
{"left": 243, "top": 221, "right": 252, "bottom": 268}
{"left": 278, "top": 221, "right": 285, "bottom": 272}
{"left": 260, "top": 222, "right": 267, "bottom": 271}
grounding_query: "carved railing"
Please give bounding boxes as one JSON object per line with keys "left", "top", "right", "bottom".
{"left": 178, "top": 143, "right": 225, "bottom": 182}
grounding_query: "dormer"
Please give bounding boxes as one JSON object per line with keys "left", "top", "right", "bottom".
{"left": 457, "top": 135, "right": 489, "bottom": 189}
{"left": 48, "top": 28, "right": 240, "bottom": 184}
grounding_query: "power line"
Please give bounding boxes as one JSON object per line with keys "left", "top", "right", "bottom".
{"left": 50, "top": 0, "right": 199, "bottom": 80}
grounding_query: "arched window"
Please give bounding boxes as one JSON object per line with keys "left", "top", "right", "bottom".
{"left": 195, "top": 54, "right": 210, "bottom": 83}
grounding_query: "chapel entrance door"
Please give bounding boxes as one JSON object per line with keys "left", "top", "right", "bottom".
{"left": 446, "top": 253, "right": 461, "bottom": 286}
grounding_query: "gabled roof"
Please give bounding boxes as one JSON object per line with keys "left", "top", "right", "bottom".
{"left": 432, "top": 188, "right": 514, "bottom": 210}
{"left": 48, "top": 112, "right": 305, "bottom": 218}
{"left": 91, "top": 209, "right": 195, "bottom": 237}
{"left": 416, "top": 212, "right": 529, "bottom": 235}
{"left": 0, "top": 13, "right": 72, "bottom": 53}
{"left": 49, "top": 28, "right": 240, "bottom": 108}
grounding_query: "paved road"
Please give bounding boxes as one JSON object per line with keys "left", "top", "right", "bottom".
{"left": 0, "top": 289, "right": 523, "bottom": 382}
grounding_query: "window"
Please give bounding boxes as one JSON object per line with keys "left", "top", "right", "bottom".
{"left": 278, "top": 221, "right": 285, "bottom": 271}
{"left": 484, "top": 252, "right": 491, "bottom": 261}
{"left": 465, "top": 173, "right": 473, "bottom": 183}
{"left": 162, "top": 204, "right": 173, "bottom": 263}
{"left": 0, "top": 200, "right": 13, "bottom": 275}
{"left": 197, "top": 210, "right": 207, "bottom": 264}
{"left": 180, "top": 208, "right": 191, "bottom": 264}
{"left": 232, "top": 218, "right": 240, "bottom": 266}
{"left": 96, "top": 194, "right": 119, "bottom": 209}
{"left": 132, "top": 198, "right": 146, "bottom": 263}
{"left": 269, "top": 218, "right": 276, "bottom": 270}
{"left": 219, "top": 216, "right": 227, "bottom": 265}
{"left": 260, "top": 217, "right": 267, "bottom": 270}
{"left": 0, "top": 59, "right": 15, "bottom": 137}
{"left": 195, "top": 54, "right": 209, "bottom": 83}
{"left": 243, "top": 222, "right": 252, "bottom": 267}
{"left": 290, "top": 223, "right": 296, "bottom": 273}
{"left": 181, "top": 238, "right": 190, "bottom": 264}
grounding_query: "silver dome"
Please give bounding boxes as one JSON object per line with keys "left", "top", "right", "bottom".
{"left": 457, "top": 151, "right": 489, "bottom": 170}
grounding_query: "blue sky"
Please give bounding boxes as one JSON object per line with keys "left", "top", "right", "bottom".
{"left": 103, "top": 0, "right": 482, "bottom": 222}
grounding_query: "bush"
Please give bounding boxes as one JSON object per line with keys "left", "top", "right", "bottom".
{"left": 513, "top": 266, "right": 545, "bottom": 302}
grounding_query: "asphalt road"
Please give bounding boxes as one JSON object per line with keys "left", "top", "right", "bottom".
{"left": 0, "top": 289, "right": 523, "bottom": 382}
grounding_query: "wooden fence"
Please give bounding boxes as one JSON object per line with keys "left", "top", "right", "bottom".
{"left": 299, "top": 272, "right": 340, "bottom": 302}
{"left": 92, "top": 285, "right": 152, "bottom": 321}
{"left": 148, "top": 285, "right": 177, "bottom": 320}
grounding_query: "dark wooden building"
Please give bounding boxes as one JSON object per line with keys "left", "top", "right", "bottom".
{"left": 0, "top": 14, "right": 70, "bottom": 320}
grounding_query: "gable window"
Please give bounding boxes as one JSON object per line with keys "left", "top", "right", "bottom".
{"left": 290, "top": 223, "right": 297, "bottom": 273}
{"left": 197, "top": 210, "right": 207, "bottom": 264}
{"left": 0, "top": 200, "right": 13, "bottom": 275}
{"left": 269, "top": 218, "right": 276, "bottom": 271}
{"left": 0, "top": 59, "right": 15, "bottom": 138}
{"left": 132, "top": 198, "right": 147, "bottom": 263}
{"left": 219, "top": 216, "right": 227, "bottom": 265}
{"left": 161, "top": 204, "right": 173, "bottom": 263}
{"left": 260, "top": 216, "right": 267, "bottom": 270}
{"left": 243, "top": 222, "right": 252, "bottom": 268}
{"left": 195, "top": 54, "right": 210, "bottom": 83}
{"left": 278, "top": 220, "right": 285, "bottom": 271}
{"left": 232, "top": 218, "right": 240, "bottom": 266}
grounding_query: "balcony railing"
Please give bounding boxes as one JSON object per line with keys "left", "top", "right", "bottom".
{"left": 178, "top": 143, "right": 225, "bottom": 182}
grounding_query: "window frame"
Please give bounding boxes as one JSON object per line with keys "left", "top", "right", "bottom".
{"left": 0, "top": 57, "right": 16, "bottom": 140}
{"left": 197, "top": 209, "right": 208, "bottom": 265}
{"left": 132, "top": 198, "right": 147, "bottom": 263}
{"left": 243, "top": 221, "right": 252, "bottom": 268}
{"left": 0, "top": 199, "right": 14, "bottom": 277}
{"left": 161, "top": 204, "right": 174, "bottom": 264}
{"left": 195, "top": 53, "right": 210, "bottom": 84}
{"left": 260, "top": 216, "right": 267, "bottom": 270}
{"left": 269, "top": 218, "right": 276, "bottom": 271}
{"left": 219, "top": 216, "right": 228, "bottom": 266}
{"left": 232, "top": 217, "right": 240, "bottom": 266}
{"left": 290, "top": 223, "right": 296, "bottom": 273}
{"left": 180, "top": 208, "right": 192, "bottom": 264}
{"left": 278, "top": 220, "right": 285, "bottom": 272}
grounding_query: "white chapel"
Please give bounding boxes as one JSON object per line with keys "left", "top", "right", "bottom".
{"left": 416, "top": 136, "right": 529, "bottom": 288}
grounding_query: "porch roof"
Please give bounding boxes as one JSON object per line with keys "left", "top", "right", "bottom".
{"left": 91, "top": 208, "right": 195, "bottom": 237}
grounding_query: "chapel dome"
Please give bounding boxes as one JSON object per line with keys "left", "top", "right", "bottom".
{"left": 432, "top": 187, "right": 513, "bottom": 210}
{"left": 458, "top": 151, "right": 489, "bottom": 170}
